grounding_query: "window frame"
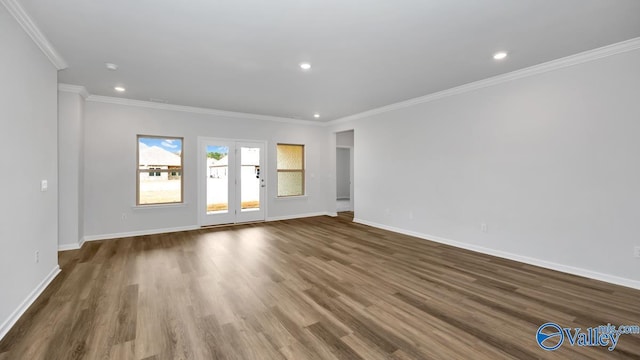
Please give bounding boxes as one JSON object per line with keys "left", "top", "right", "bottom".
{"left": 136, "top": 135, "right": 185, "bottom": 206}
{"left": 276, "top": 143, "right": 305, "bottom": 197}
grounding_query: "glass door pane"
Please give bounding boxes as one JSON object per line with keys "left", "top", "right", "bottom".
{"left": 200, "top": 138, "right": 235, "bottom": 226}
{"left": 236, "top": 141, "right": 265, "bottom": 223}
{"left": 206, "top": 145, "right": 230, "bottom": 213}
{"left": 240, "top": 146, "right": 261, "bottom": 212}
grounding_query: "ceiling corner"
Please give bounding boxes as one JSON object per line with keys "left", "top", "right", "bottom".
{"left": 1, "top": 0, "right": 68, "bottom": 70}
{"left": 58, "top": 83, "right": 90, "bottom": 99}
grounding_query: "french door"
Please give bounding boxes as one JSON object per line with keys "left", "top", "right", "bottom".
{"left": 198, "top": 138, "right": 266, "bottom": 226}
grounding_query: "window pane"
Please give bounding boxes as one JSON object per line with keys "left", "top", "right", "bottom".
{"left": 277, "top": 144, "right": 303, "bottom": 170}
{"left": 139, "top": 171, "right": 182, "bottom": 204}
{"left": 138, "top": 136, "right": 183, "bottom": 205}
{"left": 277, "top": 171, "right": 303, "bottom": 196}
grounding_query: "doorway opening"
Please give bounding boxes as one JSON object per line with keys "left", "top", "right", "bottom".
{"left": 198, "top": 138, "right": 266, "bottom": 226}
{"left": 335, "top": 130, "right": 354, "bottom": 213}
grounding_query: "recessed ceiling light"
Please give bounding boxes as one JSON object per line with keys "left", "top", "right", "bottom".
{"left": 105, "top": 63, "right": 119, "bottom": 71}
{"left": 493, "top": 51, "right": 508, "bottom": 60}
{"left": 114, "top": 86, "right": 126, "bottom": 92}
{"left": 299, "top": 63, "right": 311, "bottom": 70}
{"left": 314, "top": 113, "right": 320, "bottom": 118}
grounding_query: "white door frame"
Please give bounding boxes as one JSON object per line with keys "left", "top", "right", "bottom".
{"left": 198, "top": 137, "right": 267, "bottom": 226}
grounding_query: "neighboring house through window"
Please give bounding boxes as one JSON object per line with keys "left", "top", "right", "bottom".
{"left": 137, "top": 136, "right": 184, "bottom": 205}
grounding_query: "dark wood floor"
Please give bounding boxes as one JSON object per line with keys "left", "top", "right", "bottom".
{"left": 1, "top": 213, "right": 639, "bottom": 359}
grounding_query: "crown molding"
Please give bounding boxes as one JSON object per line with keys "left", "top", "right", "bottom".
{"left": 1, "top": 0, "right": 68, "bottom": 70}
{"left": 329, "top": 37, "right": 640, "bottom": 126}
{"left": 58, "top": 84, "right": 89, "bottom": 99}
{"left": 85, "top": 95, "right": 326, "bottom": 127}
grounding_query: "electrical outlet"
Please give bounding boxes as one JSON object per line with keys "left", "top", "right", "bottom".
{"left": 121, "top": 213, "right": 127, "bottom": 220}
{"left": 409, "top": 211, "right": 414, "bottom": 220}
{"left": 35, "top": 251, "right": 39, "bottom": 263}
{"left": 634, "top": 246, "right": 640, "bottom": 258}
{"left": 481, "top": 223, "right": 488, "bottom": 233}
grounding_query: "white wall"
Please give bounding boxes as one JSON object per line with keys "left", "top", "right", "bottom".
{"left": 83, "top": 101, "right": 331, "bottom": 238}
{"left": 0, "top": 5, "right": 59, "bottom": 337}
{"left": 336, "top": 130, "right": 354, "bottom": 147}
{"left": 58, "top": 90, "right": 85, "bottom": 249}
{"left": 330, "top": 48, "right": 640, "bottom": 286}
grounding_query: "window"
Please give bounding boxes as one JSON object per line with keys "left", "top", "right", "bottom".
{"left": 137, "top": 136, "right": 183, "bottom": 205}
{"left": 147, "top": 167, "right": 161, "bottom": 177}
{"left": 277, "top": 144, "right": 304, "bottom": 197}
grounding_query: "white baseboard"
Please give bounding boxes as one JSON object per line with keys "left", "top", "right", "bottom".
{"left": 58, "top": 242, "right": 81, "bottom": 251}
{"left": 81, "top": 214, "right": 337, "bottom": 243}
{"left": 83, "top": 225, "right": 200, "bottom": 242}
{"left": 353, "top": 218, "right": 640, "bottom": 290}
{"left": 0, "top": 265, "right": 61, "bottom": 341}
{"left": 267, "top": 212, "right": 334, "bottom": 222}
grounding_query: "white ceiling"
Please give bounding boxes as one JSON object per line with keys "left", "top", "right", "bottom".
{"left": 18, "top": 0, "right": 640, "bottom": 121}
